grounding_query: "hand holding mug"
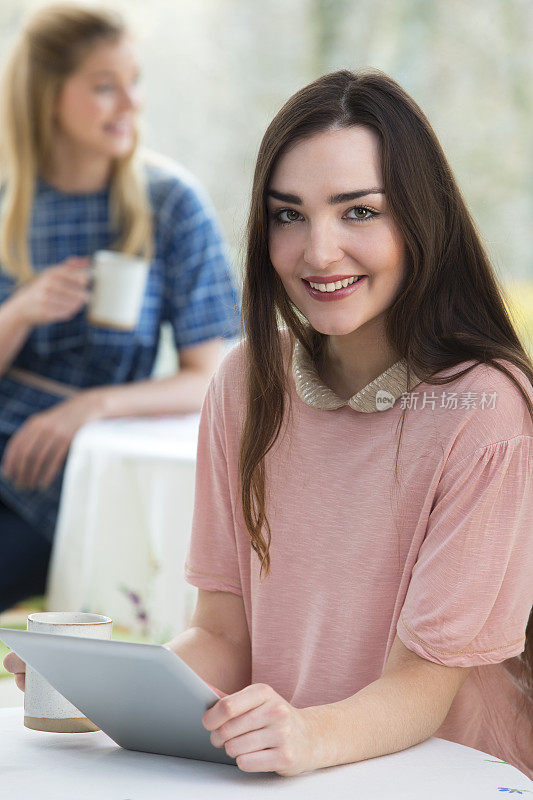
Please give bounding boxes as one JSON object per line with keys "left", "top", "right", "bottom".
{"left": 87, "top": 250, "right": 149, "bottom": 330}
{"left": 3, "top": 612, "right": 112, "bottom": 733}
{"left": 12, "top": 256, "right": 91, "bottom": 327}
{"left": 3, "top": 650, "right": 26, "bottom": 692}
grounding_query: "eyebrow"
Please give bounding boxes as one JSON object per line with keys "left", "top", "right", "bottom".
{"left": 87, "top": 69, "right": 139, "bottom": 78}
{"left": 266, "top": 188, "right": 385, "bottom": 205}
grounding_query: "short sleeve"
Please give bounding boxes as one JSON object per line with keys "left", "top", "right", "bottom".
{"left": 159, "top": 180, "right": 240, "bottom": 349}
{"left": 184, "top": 375, "right": 242, "bottom": 596}
{"left": 397, "top": 435, "right": 533, "bottom": 667}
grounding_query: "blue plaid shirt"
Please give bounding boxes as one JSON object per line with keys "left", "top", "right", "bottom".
{"left": 0, "top": 160, "right": 240, "bottom": 540}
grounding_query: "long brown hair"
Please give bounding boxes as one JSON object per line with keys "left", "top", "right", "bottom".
{"left": 239, "top": 68, "right": 533, "bottom": 691}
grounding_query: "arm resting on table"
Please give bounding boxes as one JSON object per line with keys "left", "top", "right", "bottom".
{"left": 164, "top": 627, "right": 251, "bottom": 698}
{"left": 303, "top": 634, "right": 472, "bottom": 770}
{"left": 164, "top": 589, "right": 251, "bottom": 697}
{"left": 89, "top": 339, "right": 225, "bottom": 417}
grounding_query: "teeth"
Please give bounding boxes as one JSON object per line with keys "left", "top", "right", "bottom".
{"left": 308, "top": 276, "right": 361, "bottom": 292}
{"left": 108, "top": 122, "right": 130, "bottom": 133}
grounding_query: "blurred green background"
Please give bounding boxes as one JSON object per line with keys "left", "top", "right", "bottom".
{"left": 506, "top": 282, "right": 533, "bottom": 356}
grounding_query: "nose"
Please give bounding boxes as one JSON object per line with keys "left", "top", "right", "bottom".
{"left": 303, "top": 221, "right": 344, "bottom": 270}
{"left": 118, "top": 86, "right": 142, "bottom": 113}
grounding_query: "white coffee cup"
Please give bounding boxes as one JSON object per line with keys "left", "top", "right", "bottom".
{"left": 87, "top": 250, "right": 150, "bottom": 330}
{"left": 24, "top": 611, "right": 112, "bottom": 733}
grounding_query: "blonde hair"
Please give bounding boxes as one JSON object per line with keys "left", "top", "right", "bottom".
{"left": 0, "top": 3, "right": 153, "bottom": 283}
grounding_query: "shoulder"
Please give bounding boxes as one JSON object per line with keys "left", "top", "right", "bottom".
{"left": 141, "top": 150, "right": 214, "bottom": 219}
{"left": 426, "top": 357, "right": 533, "bottom": 467}
{"left": 467, "top": 357, "right": 532, "bottom": 398}
{"left": 211, "top": 338, "right": 247, "bottom": 401}
{"left": 209, "top": 329, "right": 293, "bottom": 417}
{"left": 203, "top": 338, "right": 246, "bottom": 434}
{"left": 453, "top": 357, "right": 531, "bottom": 430}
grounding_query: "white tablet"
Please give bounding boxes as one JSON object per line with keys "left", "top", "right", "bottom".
{"left": 0, "top": 627, "right": 237, "bottom": 766}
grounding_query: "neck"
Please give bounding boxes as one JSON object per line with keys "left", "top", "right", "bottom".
{"left": 319, "top": 319, "right": 401, "bottom": 399}
{"left": 42, "top": 136, "right": 113, "bottom": 193}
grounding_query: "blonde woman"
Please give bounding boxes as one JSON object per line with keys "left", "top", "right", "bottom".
{"left": 0, "top": 4, "right": 239, "bottom": 612}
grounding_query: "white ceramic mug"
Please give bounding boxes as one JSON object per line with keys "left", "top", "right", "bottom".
{"left": 87, "top": 250, "right": 150, "bottom": 330}
{"left": 24, "top": 611, "right": 112, "bottom": 733}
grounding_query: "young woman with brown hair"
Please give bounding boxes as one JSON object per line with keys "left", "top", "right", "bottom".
{"left": 7, "top": 68, "right": 532, "bottom": 778}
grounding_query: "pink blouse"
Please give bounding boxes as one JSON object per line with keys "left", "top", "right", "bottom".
{"left": 185, "top": 336, "right": 533, "bottom": 778}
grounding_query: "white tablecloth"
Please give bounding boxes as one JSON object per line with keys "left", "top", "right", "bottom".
{"left": 1, "top": 707, "right": 531, "bottom": 799}
{"left": 46, "top": 415, "right": 201, "bottom": 641}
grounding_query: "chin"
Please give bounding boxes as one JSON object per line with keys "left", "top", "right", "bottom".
{"left": 110, "top": 141, "right": 135, "bottom": 158}
{"left": 307, "top": 316, "right": 362, "bottom": 337}
{"left": 97, "top": 134, "right": 135, "bottom": 158}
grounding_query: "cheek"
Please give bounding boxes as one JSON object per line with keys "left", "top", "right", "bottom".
{"left": 79, "top": 97, "right": 112, "bottom": 125}
{"left": 132, "top": 87, "right": 145, "bottom": 111}
{"left": 376, "top": 228, "right": 407, "bottom": 300}
{"left": 268, "top": 228, "right": 302, "bottom": 274}
{"left": 355, "top": 225, "right": 405, "bottom": 274}
{"left": 58, "top": 91, "right": 110, "bottom": 134}
{"left": 382, "top": 222, "right": 406, "bottom": 267}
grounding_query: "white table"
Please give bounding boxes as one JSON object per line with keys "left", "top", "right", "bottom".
{"left": 1, "top": 707, "right": 531, "bottom": 799}
{"left": 46, "top": 415, "right": 201, "bottom": 642}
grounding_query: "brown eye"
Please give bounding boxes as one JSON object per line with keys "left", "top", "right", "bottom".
{"left": 346, "top": 206, "right": 377, "bottom": 222}
{"left": 285, "top": 209, "right": 300, "bottom": 221}
{"left": 275, "top": 209, "right": 302, "bottom": 224}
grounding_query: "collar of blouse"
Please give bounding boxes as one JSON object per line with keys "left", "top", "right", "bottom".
{"left": 292, "top": 338, "right": 423, "bottom": 413}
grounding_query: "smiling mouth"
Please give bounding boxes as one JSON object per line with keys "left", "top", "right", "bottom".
{"left": 303, "top": 276, "right": 365, "bottom": 293}
{"left": 104, "top": 121, "right": 132, "bottom": 134}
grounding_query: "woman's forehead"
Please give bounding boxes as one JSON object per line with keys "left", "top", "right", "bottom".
{"left": 269, "top": 127, "right": 382, "bottom": 199}
{"left": 76, "top": 35, "right": 138, "bottom": 77}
